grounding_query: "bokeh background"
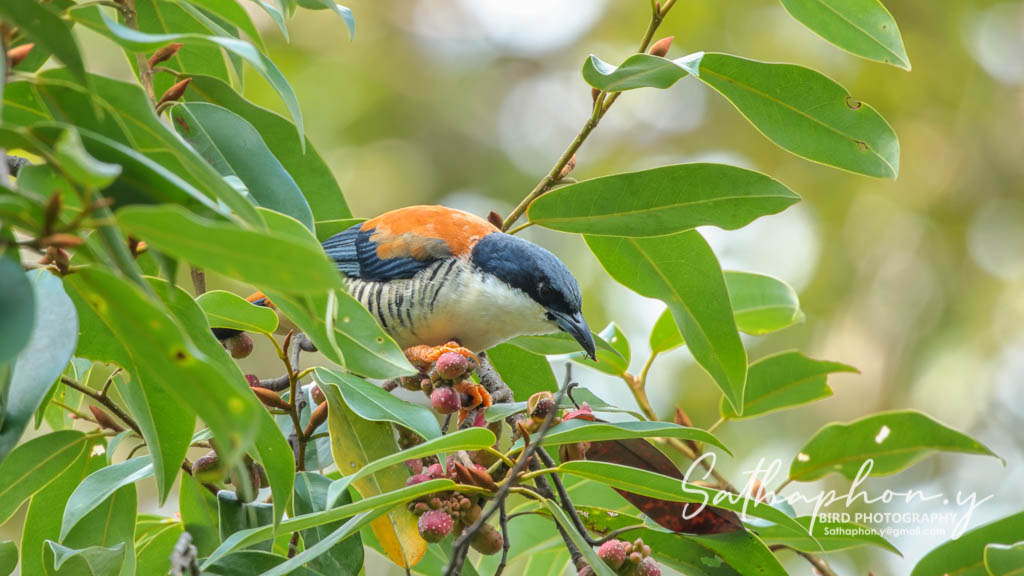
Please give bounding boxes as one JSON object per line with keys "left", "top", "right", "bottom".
{"left": 21, "top": 0, "right": 1024, "bottom": 573}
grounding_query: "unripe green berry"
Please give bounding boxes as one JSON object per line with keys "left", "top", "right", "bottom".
{"left": 470, "top": 523, "right": 503, "bottom": 555}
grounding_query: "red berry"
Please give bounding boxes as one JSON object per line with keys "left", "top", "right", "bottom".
{"left": 417, "top": 509, "right": 453, "bottom": 543}
{"left": 226, "top": 333, "right": 254, "bottom": 359}
{"left": 244, "top": 374, "right": 260, "bottom": 387}
{"left": 423, "top": 463, "right": 444, "bottom": 478}
{"left": 406, "top": 459, "right": 424, "bottom": 475}
{"left": 634, "top": 557, "right": 662, "bottom": 576}
{"left": 597, "top": 539, "right": 627, "bottom": 570}
{"left": 435, "top": 352, "right": 469, "bottom": 380}
{"left": 430, "top": 386, "right": 461, "bottom": 414}
{"left": 310, "top": 385, "right": 325, "bottom": 405}
{"left": 406, "top": 474, "right": 431, "bottom": 487}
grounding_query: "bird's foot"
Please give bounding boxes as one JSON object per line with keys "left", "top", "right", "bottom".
{"left": 455, "top": 379, "right": 492, "bottom": 423}
{"left": 404, "top": 341, "right": 479, "bottom": 371}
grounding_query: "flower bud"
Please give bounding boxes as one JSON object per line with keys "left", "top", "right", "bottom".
{"left": 430, "top": 386, "right": 461, "bottom": 414}
{"left": 417, "top": 509, "right": 453, "bottom": 542}
{"left": 157, "top": 77, "right": 192, "bottom": 107}
{"left": 251, "top": 386, "right": 289, "bottom": 410}
{"left": 647, "top": 36, "right": 674, "bottom": 58}
{"left": 303, "top": 401, "right": 327, "bottom": 437}
{"left": 8, "top": 43, "right": 34, "bottom": 68}
{"left": 147, "top": 42, "right": 183, "bottom": 68}
{"left": 88, "top": 405, "right": 124, "bottom": 432}
{"left": 310, "top": 384, "right": 325, "bottom": 404}
{"left": 673, "top": 405, "right": 692, "bottom": 427}
{"left": 487, "top": 211, "right": 504, "bottom": 228}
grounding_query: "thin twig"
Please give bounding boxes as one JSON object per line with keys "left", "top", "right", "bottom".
{"left": 500, "top": 0, "right": 679, "bottom": 232}
{"left": 495, "top": 500, "right": 510, "bottom": 576}
{"left": 444, "top": 365, "right": 576, "bottom": 576}
{"left": 535, "top": 449, "right": 598, "bottom": 546}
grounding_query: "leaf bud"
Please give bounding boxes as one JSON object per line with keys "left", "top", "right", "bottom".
{"left": 147, "top": 42, "right": 183, "bottom": 68}
{"left": 251, "top": 386, "right": 289, "bottom": 410}
{"left": 303, "top": 401, "right": 327, "bottom": 437}
{"left": 647, "top": 36, "right": 674, "bottom": 58}
{"left": 8, "top": 43, "right": 34, "bottom": 68}
{"left": 88, "top": 405, "right": 124, "bottom": 432}
{"left": 157, "top": 77, "right": 192, "bottom": 107}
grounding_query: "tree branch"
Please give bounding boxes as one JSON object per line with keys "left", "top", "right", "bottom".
{"left": 500, "top": 0, "right": 680, "bottom": 232}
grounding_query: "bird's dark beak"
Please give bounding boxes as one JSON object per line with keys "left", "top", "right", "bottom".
{"left": 552, "top": 310, "right": 596, "bottom": 360}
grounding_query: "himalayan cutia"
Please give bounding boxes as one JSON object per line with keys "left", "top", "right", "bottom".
{"left": 219, "top": 205, "right": 595, "bottom": 359}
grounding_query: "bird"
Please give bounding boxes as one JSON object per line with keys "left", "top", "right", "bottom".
{"left": 322, "top": 205, "right": 595, "bottom": 358}
{"left": 217, "top": 205, "right": 595, "bottom": 360}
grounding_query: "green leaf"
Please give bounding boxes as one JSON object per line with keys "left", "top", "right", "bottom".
{"left": 28, "top": 71, "right": 263, "bottom": 225}
{"left": 117, "top": 205, "right": 339, "bottom": 294}
{"left": 261, "top": 511, "right": 379, "bottom": 576}
{"left": 64, "top": 269, "right": 263, "bottom": 466}
{"left": 44, "top": 542, "right": 124, "bottom": 576}
{"left": 185, "top": 75, "right": 352, "bottom": 229}
{"left": 912, "top": 512, "right": 1024, "bottom": 576}
{"left": 697, "top": 53, "right": 899, "bottom": 179}
{"left": 179, "top": 473, "right": 220, "bottom": 557}
{"left": 293, "top": 472, "right": 362, "bottom": 575}
{"left": 202, "top": 551, "right": 323, "bottom": 576}
{"left": 170, "top": 102, "right": 315, "bottom": 231}
{"left": 72, "top": 9, "right": 304, "bottom": 142}
{"left": 649, "top": 271, "right": 803, "bottom": 355}
{"left": 176, "top": 0, "right": 265, "bottom": 50}
{"left": 485, "top": 343, "right": 558, "bottom": 397}
{"left": 52, "top": 129, "right": 122, "bottom": 190}
{"left": 0, "top": 0, "right": 87, "bottom": 85}
{"left": 249, "top": 0, "right": 290, "bottom": 42}
{"left": 720, "top": 351, "right": 856, "bottom": 419}
{"left": 789, "top": 410, "right": 1001, "bottom": 481}
{"left": 134, "top": 518, "right": 183, "bottom": 576}
{"left": 27, "top": 124, "right": 228, "bottom": 218}
{"left": 149, "top": 276, "right": 294, "bottom": 527}
{"left": 507, "top": 330, "right": 620, "bottom": 358}
{"left": 316, "top": 367, "right": 441, "bottom": 440}
{"left": 19, "top": 451, "right": 101, "bottom": 576}
{"left": 528, "top": 163, "right": 799, "bottom": 236}
{"left": 321, "top": 380, "right": 425, "bottom": 568}
{"left": 571, "top": 322, "right": 630, "bottom": 376}
{"left": 539, "top": 500, "right": 616, "bottom": 576}
{"left": 558, "top": 460, "right": 808, "bottom": 537}
{"left": 197, "top": 290, "right": 279, "bottom": 334}
{"left": 757, "top": 515, "right": 900, "bottom": 555}
{"left": 201, "top": 479, "right": 455, "bottom": 568}
{"left": 217, "top": 491, "right": 274, "bottom": 551}
{"left": 582, "top": 52, "right": 702, "bottom": 92}
{"left": 0, "top": 431, "right": 89, "bottom": 525}
{"left": 61, "top": 483, "right": 136, "bottom": 576}
{"left": 725, "top": 271, "right": 804, "bottom": 335}
{"left": 296, "top": 0, "right": 356, "bottom": 39}
{"left": 779, "top": 0, "right": 910, "bottom": 69}
{"left": 324, "top": 426, "right": 496, "bottom": 508}
{"left": 509, "top": 419, "right": 730, "bottom": 455}
{"left": 587, "top": 231, "right": 747, "bottom": 413}
{"left": 1, "top": 270, "right": 77, "bottom": 462}
{"left": 0, "top": 541, "right": 16, "bottom": 576}
{"left": 985, "top": 541, "right": 1024, "bottom": 576}
{"left": 60, "top": 457, "right": 152, "bottom": 541}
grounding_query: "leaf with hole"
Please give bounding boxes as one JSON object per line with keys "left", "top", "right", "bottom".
{"left": 789, "top": 410, "right": 1001, "bottom": 482}
{"left": 697, "top": 53, "right": 899, "bottom": 178}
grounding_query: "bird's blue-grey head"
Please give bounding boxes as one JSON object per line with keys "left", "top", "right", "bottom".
{"left": 470, "top": 233, "right": 595, "bottom": 359}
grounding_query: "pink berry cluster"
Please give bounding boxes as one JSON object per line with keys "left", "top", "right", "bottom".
{"left": 400, "top": 351, "right": 477, "bottom": 415}
{"left": 593, "top": 538, "right": 661, "bottom": 576}
{"left": 404, "top": 458, "right": 503, "bottom": 553}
